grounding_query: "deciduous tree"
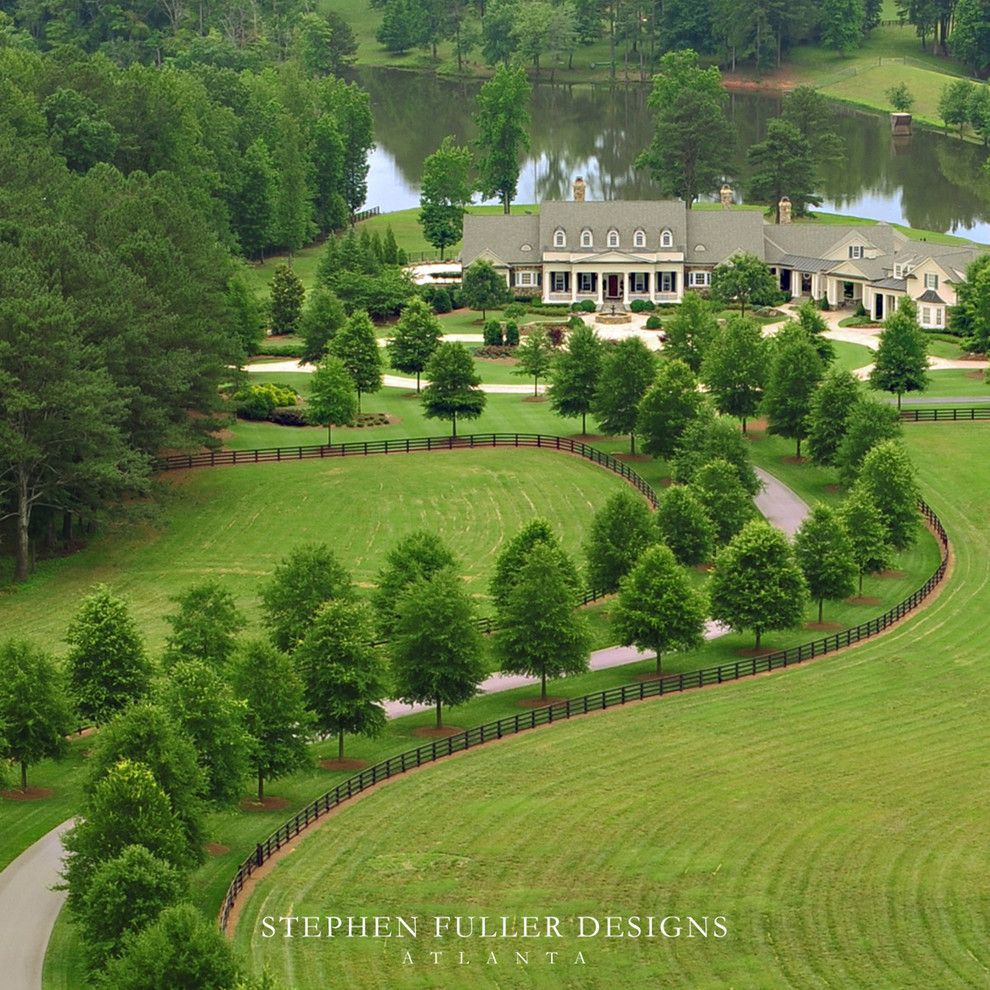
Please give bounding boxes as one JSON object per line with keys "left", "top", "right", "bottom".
{"left": 329, "top": 309, "right": 383, "bottom": 412}
{"left": 65, "top": 586, "right": 151, "bottom": 726}
{"left": 807, "top": 368, "right": 862, "bottom": 466}
{"left": 419, "top": 136, "right": 474, "bottom": 259}
{"left": 662, "top": 292, "right": 718, "bottom": 372}
{"left": 763, "top": 332, "right": 824, "bottom": 456}
{"left": 671, "top": 405, "right": 761, "bottom": 494}
{"left": 852, "top": 440, "right": 920, "bottom": 550}
{"left": 548, "top": 321, "right": 602, "bottom": 434}
{"left": 709, "top": 520, "right": 809, "bottom": 650}
{"left": 373, "top": 531, "right": 458, "bottom": 637}
{"left": 612, "top": 544, "right": 708, "bottom": 674}
{"left": 835, "top": 400, "right": 902, "bottom": 485}
{"left": 869, "top": 297, "right": 929, "bottom": 407}
{"left": 300, "top": 288, "right": 347, "bottom": 364}
{"left": 514, "top": 327, "right": 555, "bottom": 395}
{"left": 656, "top": 485, "right": 717, "bottom": 566}
{"left": 592, "top": 336, "right": 656, "bottom": 453}
{"left": 747, "top": 118, "right": 820, "bottom": 221}
{"left": 636, "top": 358, "right": 704, "bottom": 459}
{"left": 690, "top": 459, "right": 756, "bottom": 545}
{"left": 491, "top": 518, "right": 581, "bottom": 612}
{"left": 700, "top": 316, "right": 767, "bottom": 431}
{"left": 839, "top": 486, "right": 893, "bottom": 592}
{"left": 306, "top": 355, "right": 358, "bottom": 444}
{"left": 421, "top": 341, "right": 486, "bottom": 435}
{"left": 388, "top": 297, "right": 443, "bottom": 392}
{"left": 820, "top": 0, "right": 865, "bottom": 53}
{"left": 794, "top": 504, "right": 858, "bottom": 622}
{"left": 460, "top": 259, "right": 512, "bottom": 318}
{"left": 268, "top": 264, "right": 304, "bottom": 336}
{"left": 473, "top": 65, "right": 532, "bottom": 213}
{"left": 162, "top": 580, "right": 245, "bottom": 670}
{"left": 583, "top": 490, "right": 656, "bottom": 593}
{"left": 710, "top": 254, "right": 779, "bottom": 316}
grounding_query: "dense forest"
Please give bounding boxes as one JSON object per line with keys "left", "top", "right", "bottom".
{"left": 0, "top": 1, "right": 375, "bottom": 581}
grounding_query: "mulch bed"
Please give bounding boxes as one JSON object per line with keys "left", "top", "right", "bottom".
{"left": 517, "top": 696, "right": 567, "bottom": 708}
{"left": 412, "top": 726, "right": 464, "bottom": 739}
{"left": 876, "top": 569, "right": 906, "bottom": 579}
{"left": 522, "top": 395, "right": 547, "bottom": 403}
{"left": 1, "top": 787, "right": 54, "bottom": 801}
{"left": 846, "top": 595, "right": 882, "bottom": 606}
{"left": 735, "top": 646, "right": 773, "bottom": 658}
{"left": 614, "top": 453, "right": 651, "bottom": 462}
{"left": 805, "top": 621, "right": 845, "bottom": 632}
{"left": 204, "top": 843, "right": 230, "bottom": 856}
{"left": 319, "top": 758, "right": 368, "bottom": 771}
{"left": 239, "top": 796, "right": 291, "bottom": 812}
{"left": 781, "top": 454, "right": 806, "bottom": 465}
{"left": 693, "top": 563, "right": 715, "bottom": 573}
{"left": 824, "top": 484, "right": 842, "bottom": 494}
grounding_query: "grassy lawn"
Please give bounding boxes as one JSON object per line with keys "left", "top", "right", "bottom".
{"left": 830, "top": 338, "right": 874, "bottom": 373}
{"left": 226, "top": 424, "right": 989, "bottom": 990}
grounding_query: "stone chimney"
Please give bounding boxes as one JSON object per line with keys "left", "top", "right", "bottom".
{"left": 778, "top": 196, "right": 792, "bottom": 224}
{"left": 573, "top": 176, "right": 586, "bottom": 202}
{"left": 720, "top": 184, "right": 733, "bottom": 209}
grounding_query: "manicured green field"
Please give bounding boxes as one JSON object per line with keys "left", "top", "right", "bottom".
{"left": 231, "top": 424, "right": 990, "bottom": 990}
{"left": 830, "top": 339, "right": 873, "bottom": 373}
{"left": 0, "top": 450, "right": 629, "bottom": 654}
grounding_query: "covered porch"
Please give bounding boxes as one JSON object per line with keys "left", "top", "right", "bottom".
{"left": 542, "top": 266, "right": 683, "bottom": 307}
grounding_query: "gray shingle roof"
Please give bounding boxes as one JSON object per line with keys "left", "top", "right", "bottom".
{"left": 540, "top": 200, "right": 687, "bottom": 252}
{"left": 684, "top": 210, "right": 766, "bottom": 263}
{"left": 461, "top": 213, "right": 540, "bottom": 266}
{"left": 764, "top": 223, "right": 906, "bottom": 262}
{"left": 873, "top": 276, "right": 908, "bottom": 290}
{"left": 775, "top": 254, "right": 837, "bottom": 273}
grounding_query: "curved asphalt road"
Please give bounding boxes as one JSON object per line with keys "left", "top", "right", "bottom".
{"left": 3, "top": 471, "right": 808, "bottom": 988}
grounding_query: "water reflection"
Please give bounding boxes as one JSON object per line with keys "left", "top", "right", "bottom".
{"left": 353, "top": 67, "right": 990, "bottom": 241}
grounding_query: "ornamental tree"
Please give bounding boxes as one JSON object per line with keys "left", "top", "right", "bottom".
{"left": 656, "top": 485, "right": 717, "bottom": 566}
{"left": 549, "top": 321, "right": 603, "bottom": 434}
{"left": 65, "top": 586, "right": 151, "bottom": 726}
{"left": 710, "top": 254, "right": 779, "bottom": 316}
{"left": 513, "top": 327, "right": 555, "bottom": 396}
{"left": 159, "top": 660, "right": 251, "bottom": 805}
{"left": 460, "top": 259, "right": 512, "bottom": 318}
{"left": 700, "top": 316, "right": 767, "bottom": 431}
{"left": 293, "top": 599, "right": 388, "bottom": 760}
{"left": 807, "top": 368, "right": 861, "bottom": 467}
{"left": 793, "top": 505, "right": 858, "bottom": 622}
{"left": 268, "top": 264, "right": 304, "bottom": 336}
{"left": 491, "top": 518, "right": 581, "bottom": 612}
{"left": 839, "top": 486, "right": 893, "bottom": 592}
{"left": 329, "top": 309, "right": 382, "bottom": 412}
{"left": 852, "top": 440, "right": 920, "bottom": 551}
{"left": 709, "top": 520, "right": 809, "bottom": 650}
{"left": 421, "top": 341, "right": 487, "bottom": 435}
{"left": 690, "top": 458, "right": 756, "bottom": 545}
{"left": 372, "top": 531, "right": 458, "bottom": 638}
{"left": 231, "top": 641, "right": 315, "bottom": 802}
{"left": 662, "top": 291, "right": 719, "bottom": 372}
{"left": 869, "top": 297, "right": 929, "bottom": 408}
{"left": 591, "top": 336, "right": 656, "bottom": 453}
{"left": 763, "top": 331, "right": 824, "bottom": 456}
{"left": 259, "top": 543, "right": 354, "bottom": 653}
{"left": 611, "top": 544, "right": 708, "bottom": 674}
{"left": 583, "top": 490, "right": 656, "bottom": 593}
{"left": 77, "top": 845, "right": 184, "bottom": 973}
{"left": 835, "top": 400, "right": 902, "bottom": 486}
{"left": 0, "top": 639, "right": 73, "bottom": 789}
{"left": 636, "top": 358, "right": 704, "bottom": 459}
{"left": 162, "top": 580, "right": 245, "bottom": 670}
{"left": 391, "top": 569, "right": 488, "bottom": 727}
{"left": 299, "top": 287, "right": 346, "bottom": 364}
{"left": 306, "top": 355, "right": 358, "bottom": 444}
{"left": 388, "top": 297, "right": 442, "bottom": 392}
{"left": 495, "top": 543, "right": 591, "bottom": 699}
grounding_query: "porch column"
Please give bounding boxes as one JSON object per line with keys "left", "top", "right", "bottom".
{"left": 570, "top": 267, "right": 577, "bottom": 303}
{"left": 596, "top": 272, "right": 603, "bottom": 306}
{"left": 622, "top": 273, "right": 629, "bottom": 305}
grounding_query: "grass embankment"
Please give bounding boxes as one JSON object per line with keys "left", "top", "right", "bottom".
{"left": 227, "top": 424, "right": 989, "bottom": 990}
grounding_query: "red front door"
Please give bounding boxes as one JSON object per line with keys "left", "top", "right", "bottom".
{"left": 606, "top": 274, "right": 620, "bottom": 298}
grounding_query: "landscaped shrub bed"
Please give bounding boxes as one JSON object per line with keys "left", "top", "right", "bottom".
{"left": 231, "top": 383, "right": 300, "bottom": 420}
{"left": 475, "top": 345, "right": 517, "bottom": 359}
{"left": 352, "top": 412, "right": 392, "bottom": 427}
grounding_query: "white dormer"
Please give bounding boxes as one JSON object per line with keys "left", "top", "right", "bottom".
{"left": 849, "top": 244, "right": 864, "bottom": 259}
{"left": 607, "top": 228, "right": 619, "bottom": 248}
{"left": 633, "top": 228, "right": 646, "bottom": 248}
{"left": 660, "top": 228, "right": 673, "bottom": 248}
{"left": 553, "top": 227, "right": 566, "bottom": 248}
{"left": 580, "top": 228, "right": 593, "bottom": 248}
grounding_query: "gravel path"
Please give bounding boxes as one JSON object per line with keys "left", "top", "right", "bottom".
{"left": 0, "top": 819, "right": 75, "bottom": 990}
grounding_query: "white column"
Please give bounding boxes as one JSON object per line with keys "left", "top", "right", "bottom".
{"left": 596, "top": 272, "right": 603, "bottom": 306}
{"left": 570, "top": 266, "right": 577, "bottom": 303}
{"left": 622, "top": 272, "right": 629, "bottom": 305}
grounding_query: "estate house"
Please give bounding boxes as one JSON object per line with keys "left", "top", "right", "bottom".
{"left": 460, "top": 181, "right": 986, "bottom": 329}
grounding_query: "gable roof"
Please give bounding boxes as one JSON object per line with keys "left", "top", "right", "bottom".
{"left": 461, "top": 213, "right": 540, "bottom": 266}
{"left": 684, "top": 210, "right": 766, "bottom": 264}
{"left": 540, "top": 200, "right": 687, "bottom": 252}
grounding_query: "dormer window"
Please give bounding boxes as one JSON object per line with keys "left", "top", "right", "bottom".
{"left": 633, "top": 228, "right": 646, "bottom": 248}
{"left": 925, "top": 272, "right": 939, "bottom": 290}
{"left": 660, "top": 228, "right": 673, "bottom": 248}
{"left": 580, "top": 228, "right": 593, "bottom": 248}
{"left": 849, "top": 244, "right": 864, "bottom": 259}
{"left": 553, "top": 228, "right": 566, "bottom": 248}
{"left": 607, "top": 228, "right": 619, "bottom": 248}
{"left": 893, "top": 263, "right": 903, "bottom": 278}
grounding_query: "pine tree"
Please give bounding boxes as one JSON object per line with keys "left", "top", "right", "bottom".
{"left": 548, "top": 321, "right": 602, "bottom": 434}
{"left": 611, "top": 544, "right": 708, "bottom": 674}
{"left": 869, "top": 297, "right": 930, "bottom": 408}
{"left": 820, "top": 0, "right": 865, "bottom": 53}
{"left": 591, "top": 336, "right": 656, "bottom": 453}
{"left": 793, "top": 504, "right": 858, "bottom": 622}
{"left": 272, "top": 114, "right": 314, "bottom": 256}
{"left": 329, "top": 309, "right": 383, "bottom": 412}
{"left": 583, "top": 490, "right": 656, "bottom": 593}
{"left": 232, "top": 138, "right": 275, "bottom": 258}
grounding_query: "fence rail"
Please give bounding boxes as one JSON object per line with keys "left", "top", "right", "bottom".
{"left": 213, "top": 430, "right": 951, "bottom": 934}
{"left": 900, "top": 406, "right": 990, "bottom": 422}
{"left": 351, "top": 206, "right": 380, "bottom": 224}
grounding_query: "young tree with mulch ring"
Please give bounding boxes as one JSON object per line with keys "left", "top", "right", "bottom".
{"left": 611, "top": 544, "right": 708, "bottom": 675}
{"left": 869, "top": 297, "right": 930, "bottom": 408}
{"left": 852, "top": 439, "right": 920, "bottom": 551}
{"left": 709, "top": 519, "right": 809, "bottom": 650}
{"left": 548, "top": 320, "right": 602, "bottom": 434}
{"left": 513, "top": 326, "right": 555, "bottom": 396}
{"left": 655, "top": 485, "right": 717, "bottom": 566}
{"left": 65, "top": 585, "right": 151, "bottom": 726}
{"left": 293, "top": 599, "right": 388, "bottom": 761}
{"left": 583, "top": 489, "right": 656, "bottom": 594}
{"left": 373, "top": 530, "right": 457, "bottom": 638}
{"left": 0, "top": 639, "right": 73, "bottom": 789}
{"left": 793, "top": 504, "right": 858, "bottom": 623}
{"left": 329, "top": 308, "right": 383, "bottom": 412}
{"left": 591, "top": 335, "right": 656, "bottom": 453}
{"left": 388, "top": 297, "right": 443, "bottom": 392}
{"left": 763, "top": 329, "right": 824, "bottom": 457}
{"left": 839, "top": 486, "right": 893, "bottom": 593}
{"left": 391, "top": 569, "right": 487, "bottom": 728}
{"left": 306, "top": 355, "right": 358, "bottom": 443}
{"left": 231, "top": 640, "right": 315, "bottom": 802}
{"left": 496, "top": 543, "right": 591, "bottom": 700}
{"left": 421, "top": 341, "right": 486, "bottom": 436}
{"left": 259, "top": 543, "right": 354, "bottom": 653}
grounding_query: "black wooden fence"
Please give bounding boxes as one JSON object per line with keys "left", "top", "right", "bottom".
{"left": 900, "top": 406, "right": 990, "bottom": 422}
{"left": 210, "top": 430, "right": 951, "bottom": 932}
{"left": 351, "top": 206, "right": 380, "bottom": 224}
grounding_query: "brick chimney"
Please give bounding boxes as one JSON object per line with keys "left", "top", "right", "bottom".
{"left": 720, "top": 184, "right": 733, "bottom": 209}
{"left": 778, "top": 196, "right": 792, "bottom": 224}
{"left": 573, "top": 176, "right": 586, "bottom": 202}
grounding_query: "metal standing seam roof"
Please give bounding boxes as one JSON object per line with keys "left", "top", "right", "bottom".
{"left": 916, "top": 288, "right": 947, "bottom": 304}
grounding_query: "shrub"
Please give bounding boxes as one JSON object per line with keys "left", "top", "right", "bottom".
{"left": 645, "top": 315, "right": 663, "bottom": 330}
{"left": 547, "top": 324, "right": 566, "bottom": 347}
{"left": 268, "top": 406, "right": 308, "bottom": 426}
{"left": 629, "top": 299, "right": 656, "bottom": 313}
{"left": 505, "top": 321, "right": 520, "bottom": 346}
{"left": 475, "top": 345, "right": 515, "bottom": 359}
{"left": 420, "top": 285, "right": 453, "bottom": 314}
{"left": 502, "top": 302, "right": 527, "bottom": 320}
{"left": 817, "top": 296, "right": 830, "bottom": 311}
{"left": 570, "top": 299, "right": 596, "bottom": 313}
{"left": 231, "top": 383, "right": 299, "bottom": 420}
{"left": 483, "top": 320, "right": 504, "bottom": 346}
{"left": 854, "top": 301, "right": 868, "bottom": 318}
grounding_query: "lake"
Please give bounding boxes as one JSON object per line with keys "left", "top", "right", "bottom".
{"left": 353, "top": 67, "right": 990, "bottom": 242}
